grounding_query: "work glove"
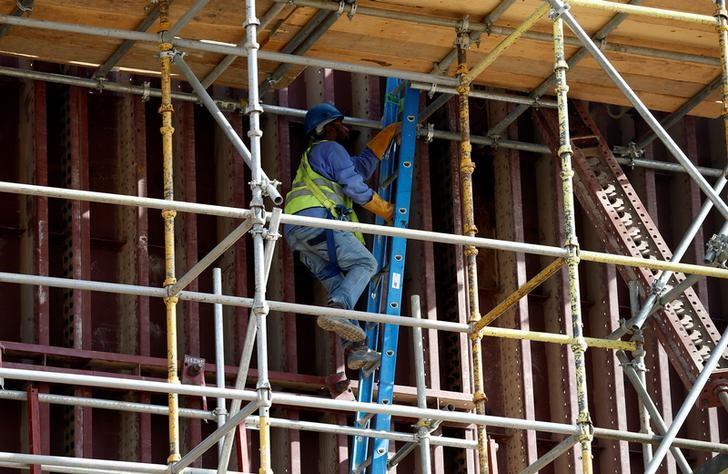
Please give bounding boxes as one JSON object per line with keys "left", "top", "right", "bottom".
{"left": 366, "top": 122, "right": 401, "bottom": 160}
{"left": 363, "top": 192, "right": 394, "bottom": 224}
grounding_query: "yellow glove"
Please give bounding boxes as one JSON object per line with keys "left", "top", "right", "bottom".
{"left": 367, "top": 122, "right": 401, "bottom": 160}
{"left": 363, "top": 192, "right": 394, "bottom": 224}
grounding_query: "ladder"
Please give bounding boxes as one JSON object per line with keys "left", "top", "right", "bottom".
{"left": 350, "top": 80, "right": 420, "bottom": 473}
{"left": 534, "top": 101, "right": 728, "bottom": 406}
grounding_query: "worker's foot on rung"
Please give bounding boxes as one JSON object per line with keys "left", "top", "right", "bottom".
{"left": 346, "top": 348, "right": 381, "bottom": 371}
{"left": 317, "top": 315, "right": 366, "bottom": 342}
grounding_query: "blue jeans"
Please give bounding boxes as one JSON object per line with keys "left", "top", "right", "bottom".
{"left": 286, "top": 225, "right": 378, "bottom": 311}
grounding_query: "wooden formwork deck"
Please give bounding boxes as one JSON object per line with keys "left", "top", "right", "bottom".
{"left": 0, "top": 0, "right": 721, "bottom": 117}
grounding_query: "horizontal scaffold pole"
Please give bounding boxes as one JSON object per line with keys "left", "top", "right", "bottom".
{"left": 0, "top": 367, "right": 726, "bottom": 453}
{"left": 0, "top": 389, "right": 476, "bottom": 449}
{"left": 0, "top": 65, "right": 724, "bottom": 178}
{"left": 2, "top": 181, "right": 728, "bottom": 279}
{"left": 566, "top": 0, "right": 716, "bottom": 25}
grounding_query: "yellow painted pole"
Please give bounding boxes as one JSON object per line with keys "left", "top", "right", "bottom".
{"left": 158, "top": 0, "right": 180, "bottom": 464}
{"left": 567, "top": 0, "right": 715, "bottom": 25}
{"left": 462, "top": 3, "right": 550, "bottom": 85}
{"left": 552, "top": 13, "right": 593, "bottom": 473}
{"left": 474, "top": 326, "right": 636, "bottom": 352}
{"left": 456, "top": 31, "right": 490, "bottom": 474}
{"left": 472, "top": 258, "right": 564, "bottom": 333}
{"left": 579, "top": 250, "right": 728, "bottom": 278}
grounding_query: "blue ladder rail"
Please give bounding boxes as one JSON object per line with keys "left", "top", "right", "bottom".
{"left": 350, "top": 81, "right": 421, "bottom": 474}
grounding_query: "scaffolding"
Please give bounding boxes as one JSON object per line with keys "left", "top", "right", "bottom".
{"left": 0, "top": 0, "right": 726, "bottom": 473}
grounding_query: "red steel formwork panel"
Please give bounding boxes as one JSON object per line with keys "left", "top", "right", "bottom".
{"left": 535, "top": 102, "right": 727, "bottom": 406}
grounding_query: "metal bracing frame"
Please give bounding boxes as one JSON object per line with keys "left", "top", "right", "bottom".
{"left": 0, "top": 0, "right": 727, "bottom": 472}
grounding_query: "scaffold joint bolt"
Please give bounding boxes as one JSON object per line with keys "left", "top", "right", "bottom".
{"left": 557, "top": 144, "right": 572, "bottom": 157}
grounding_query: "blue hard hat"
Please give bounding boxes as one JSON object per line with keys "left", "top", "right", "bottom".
{"left": 304, "top": 103, "right": 344, "bottom": 137}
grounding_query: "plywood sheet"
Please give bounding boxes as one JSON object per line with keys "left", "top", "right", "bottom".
{"left": 0, "top": 0, "right": 722, "bottom": 117}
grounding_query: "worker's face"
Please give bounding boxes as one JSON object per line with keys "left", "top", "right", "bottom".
{"left": 324, "top": 120, "right": 349, "bottom": 142}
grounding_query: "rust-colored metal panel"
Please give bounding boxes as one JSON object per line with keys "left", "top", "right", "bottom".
{"left": 490, "top": 100, "right": 538, "bottom": 470}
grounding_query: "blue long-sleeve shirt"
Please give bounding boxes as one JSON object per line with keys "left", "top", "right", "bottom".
{"left": 284, "top": 141, "right": 378, "bottom": 236}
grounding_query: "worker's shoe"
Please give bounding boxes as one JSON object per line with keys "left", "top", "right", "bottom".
{"left": 317, "top": 302, "right": 366, "bottom": 342}
{"left": 346, "top": 345, "right": 381, "bottom": 371}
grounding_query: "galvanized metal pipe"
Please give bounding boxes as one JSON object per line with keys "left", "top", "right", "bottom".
{"left": 410, "top": 82, "right": 558, "bottom": 108}
{"left": 93, "top": 3, "right": 161, "bottom": 79}
{"left": 413, "top": 296, "right": 432, "bottom": 473}
{"left": 548, "top": 0, "right": 728, "bottom": 221}
{"left": 3, "top": 64, "right": 727, "bottom": 178}
{"left": 212, "top": 268, "right": 227, "bottom": 456}
{"left": 6, "top": 181, "right": 728, "bottom": 279}
{"left": 242, "top": 0, "right": 274, "bottom": 470}
{"left": 615, "top": 349, "right": 693, "bottom": 472}
{"left": 271, "top": 0, "right": 719, "bottom": 66}
{"left": 645, "top": 322, "right": 728, "bottom": 473}
{"left": 0, "top": 453, "right": 243, "bottom": 474}
{"left": 486, "top": 0, "right": 647, "bottom": 138}
{"left": 456, "top": 33, "right": 490, "bottom": 474}
{"left": 614, "top": 165, "right": 728, "bottom": 337}
{"left": 520, "top": 435, "right": 579, "bottom": 474}
{"left": 172, "top": 53, "right": 283, "bottom": 205}
{"left": 628, "top": 282, "right": 653, "bottom": 466}
{"left": 463, "top": 3, "right": 551, "bottom": 85}
{"left": 216, "top": 310, "right": 258, "bottom": 474}
{"left": 173, "top": 401, "right": 260, "bottom": 473}
{"left": 0, "top": 390, "right": 475, "bottom": 450}
{"left": 200, "top": 2, "right": 289, "bottom": 88}
{"left": 157, "top": 1, "right": 181, "bottom": 463}
{"left": 1, "top": 367, "right": 727, "bottom": 453}
{"left": 634, "top": 75, "right": 722, "bottom": 150}
{"left": 259, "top": 9, "right": 342, "bottom": 96}
{"left": 167, "top": 0, "right": 210, "bottom": 38}
{"left": 169, "top": 220, "right": 253, "bottom": 295}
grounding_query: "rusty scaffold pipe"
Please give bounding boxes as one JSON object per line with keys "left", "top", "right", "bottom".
{"left": 551, "top": 11, "right": 594, "bottom": 473}
{"left": 456, "top": 29, "right": 490, "bottom": 474}
{"left": 157, "top": 0, "right": 181, "bottom": 465}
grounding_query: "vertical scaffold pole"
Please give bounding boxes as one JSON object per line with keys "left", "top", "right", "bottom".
{"left": 243, "top": 0, "right": 273, "bottom": 472}
{"left": 158, "top": 0, "right": 181, "bottom": 464}
{"left": 456, "top": 29, "right": 490, "bottom": 474}
{"left": 551, "top": 12, "right": 594, "bottom": 473}
{"left": 718, "top": 0, "right": 728, "bottom": 161}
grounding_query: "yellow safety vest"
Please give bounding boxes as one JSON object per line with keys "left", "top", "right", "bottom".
{"left": 284, "top": 142, "right": 364, "bottom": 243}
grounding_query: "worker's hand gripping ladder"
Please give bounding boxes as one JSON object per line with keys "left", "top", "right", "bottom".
{"left": 350, "top": 79, "right": 420, "bottom": 473}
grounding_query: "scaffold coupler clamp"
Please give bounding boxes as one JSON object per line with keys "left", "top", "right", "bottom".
{"left": 705, "top": 233, "right": 728, "bottom": 268}
{"left": 576, "top": 413, "right": 594, "bottom": 443}
{"left": 457, "top": 15, "right": 470, "bottom": 38}
{"left": 257, "top": 384, "right": 273, "bottom": 411}
{"left": 548, "top": 1, "right": 570, "bottom": 21}
{"left": 166, "top": 49, "right": 183, "bottom": 63}
{"left": 614, "top": 142, "right": 644, "bottom": 169}
{"left": 141, "top": 81, "right": 151, "bottom": 102}
{"left": 95, "top": 76, "right": 106, "bottom": 93}
{"left": 423, "top": 123, "right": 435, "bottom": 143}
{"left": 472, "top": 389, "right": 488, "bottom": 405}
{"left": 212, "top": 406, "right": 228, "bottom": 419}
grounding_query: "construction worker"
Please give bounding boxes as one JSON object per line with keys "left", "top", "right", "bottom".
{"left": 284, "top": 102, "right": 399, "bottom": 372}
